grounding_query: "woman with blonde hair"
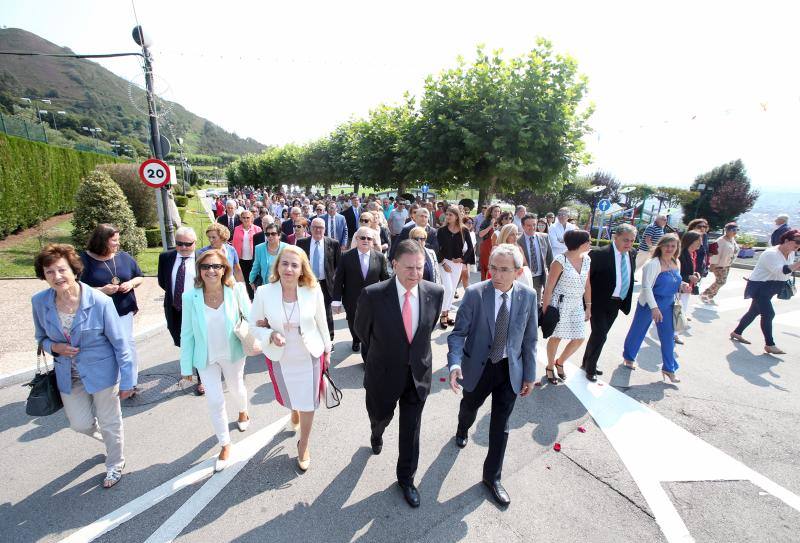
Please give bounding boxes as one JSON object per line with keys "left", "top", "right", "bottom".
{"left": 495, "top": 223, "right": 533, "bottom": 288}
{"left": 200, "top": 223, "right": 245, "bottom": 282}
{"left": 250, "top": 245, "right": 332, "bottom": 472}
{"left": 180, "top": 249, "right": 252, "bottom": 472}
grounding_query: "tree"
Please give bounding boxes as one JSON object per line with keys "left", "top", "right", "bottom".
{"left": 72, "top": 170, "right": 146, "bottom": 255}
{"left": 96, "top": 164, "right": 159, "bottom": 228}
{"left": 577, "top": 171, "right": 621, "bottom": 205}
{"left": 682, "top": 159, "right": 759, "bottom": 229}
{"left": 416, "top": 41, "right": 592, "bottom": 207}
{"left": 504, "top": 177, "right": 590, "bottom": 216}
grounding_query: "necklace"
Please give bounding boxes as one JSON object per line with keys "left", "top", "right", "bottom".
{"left": 282, "top": 297, "right": 297, "bottom": 330}
{"left": 56, "top": 286, "right": 81, "bottom": 314}
{"left": 204, "top": 289, "right": 223, "bottom": 306}
{"left": 101, "top": 254, "right": 120, "bottom": 285}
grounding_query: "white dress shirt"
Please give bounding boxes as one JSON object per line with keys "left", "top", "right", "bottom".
{"left": 171, "top": 252, "right": 196, "bottom": 296}
{"left": 548, "top": 221, "right": 576, "bottom": 257}
{"left": 396, "top": 277, "right": 420, "bottom": 339}
{"left": 312, "top": 238, "right": 326, "bottom": 280}
{"left": 611, "top": 242, "right": 623, "bottom": 298}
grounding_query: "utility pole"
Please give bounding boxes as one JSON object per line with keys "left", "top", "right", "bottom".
{"left": 133, "top": 25, "right": 175, "bottom": 249}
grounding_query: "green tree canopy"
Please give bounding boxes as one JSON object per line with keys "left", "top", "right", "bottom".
{"left": 682, "top": 159, "right": 759, "bottom": 229}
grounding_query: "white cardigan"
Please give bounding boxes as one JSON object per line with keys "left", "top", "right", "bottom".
{"left": 249, "top": 281, "right": 332, "bottom": 360}
{"left": 638, "top": 258, "right": 671, "bottom": 309}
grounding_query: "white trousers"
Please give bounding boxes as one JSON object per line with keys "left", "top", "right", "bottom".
{"left": 197, "top": 358, "right": 247, "bottom": 447}
{"left": 440, "top": 260, "right": 464, "bottom": 312}
{"left": 60, "top": 381, "right": 125, "bottom": 470}
{"left": 118, "top": 312, "right": 138, "bottom": 381}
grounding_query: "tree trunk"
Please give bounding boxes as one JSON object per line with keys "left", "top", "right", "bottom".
{"left": 397, "top": 180, "right": 407, "bottom": 198}
{"left": 353, "top": 181, "right": 361, "bottom": 195}
{"left": 324, "top": 182, "right": 331, "bottom": 195}
{"left": 477, "top": 176, "right": 498, "bottom": 209}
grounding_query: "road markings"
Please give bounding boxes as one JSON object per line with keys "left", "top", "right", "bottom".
{"left": 59, "top": 415, "right": 288, "bottom": 543}
{"left": 561, "top": 362, "right": 800, "bottom": 543}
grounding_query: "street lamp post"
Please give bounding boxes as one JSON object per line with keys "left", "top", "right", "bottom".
{"left": 133, "top": 25, "right": 175, "bottom": 249}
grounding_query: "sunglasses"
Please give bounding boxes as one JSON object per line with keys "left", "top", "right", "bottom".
{"left": 199, "top": 263, "right": 225, "bottom": 271}
{"left": 175, "top": 241, "right": 195, "bottom": 247}
{"left": 293, "top": 224, "right": 305, "bottom": 229}
{"left": 266, "top": 232, "right": 280, "bottom": 237}
{"left": 412, "top": 237, "right": 427, "bottom": 241}
{"left": 357, "top": 236, "right": 374, "bottom": 241}
{"left": 360, "top": 219, "right": 371, "bottom": 223}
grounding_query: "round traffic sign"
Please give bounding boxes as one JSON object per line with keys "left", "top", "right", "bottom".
{"left": 597, "top": 198, "right": 612, "bottom": 212}
{"left": 138, "top": 158, "right": 171, "bottom": 188}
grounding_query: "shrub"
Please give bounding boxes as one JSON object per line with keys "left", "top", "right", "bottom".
{"left": 145, "top": 228, "right": 162, "bottom": 247}
{"left": 72, "top": 170, "right": 146, "bottom": 255}
{"left": 97, "top": 163, "right": 159, "bottom": 228}
{"left": 174, "top": 195, "right": 188, "bottom": 208}
{"left": 178, "top": 207, "right": 187, "bottom": 222}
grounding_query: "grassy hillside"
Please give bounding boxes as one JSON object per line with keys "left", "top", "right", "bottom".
{"left": 0, "top": 27, "right": 265, "bottom": 157}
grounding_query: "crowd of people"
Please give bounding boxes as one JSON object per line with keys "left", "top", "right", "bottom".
{"left": 30, "top": 187, "right": 798, "bottom": 508}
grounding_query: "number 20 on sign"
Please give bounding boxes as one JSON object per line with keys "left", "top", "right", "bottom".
{"left": 138, "top": 158, "right": 171, "bottom": 188}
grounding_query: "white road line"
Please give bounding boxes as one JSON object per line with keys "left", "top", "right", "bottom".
{"left": 59, "top": 415, "right": 289, "bottom": 543}
{"left": 561, "top": 362, "right": 800, "bottom": 543}
{"left": 144, "top": 415, "right": 288, "bottom": 543}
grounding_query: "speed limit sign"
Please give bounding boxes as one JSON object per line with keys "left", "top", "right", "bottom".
{"left": 138, "top": 158, "right": 171, "bottom": 188}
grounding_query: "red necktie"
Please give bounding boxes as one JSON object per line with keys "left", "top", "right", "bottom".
{"left": 402, "top": 291, "right": 413, "bottom": 343}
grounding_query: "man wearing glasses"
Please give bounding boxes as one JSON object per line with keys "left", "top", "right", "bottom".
{"left": 297, "top": 218, "right": 341, "bottom": 341}
{"left": 157, "top": 226, "right": 204, "bottom": 394}
{"left": 332, "top": 226, "right": 389, "bottom": 354}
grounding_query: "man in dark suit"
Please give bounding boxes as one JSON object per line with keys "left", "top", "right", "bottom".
{"left": 156, "top": 226, "right": 204, "bottom": 394}
{"left": 580, "top": 223, "right": 637, "bottom": 382}
{"left": 518, "top": 213, "right": 553, "bottom": 303}
{"left": 297, "top": 218, "right": 341, "bottom": 341}
{"left": 342, "top": 195, "right": 362, "bottom": 246}
{"left": 355, "top": 240, "right": 444, "bottom": 508}
{"left": 389, "top": 207, "right": 439, "bottom": 260}
{"left": 280, "top": 206, "right": 302, "bottom": 237}
{"left": 447, "top": 243, "right": 538, "bottom": 506}
{"left": 332, "top": 225, "right": 389, "bottom": 353}
{"left": 323, "top": 202, "right": 348, "bottom": 248}
{"left": 216, "top": 199, "right": 240, "bottom": 233}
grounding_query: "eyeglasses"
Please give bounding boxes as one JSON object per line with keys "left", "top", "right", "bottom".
{"left": 357, "top": 236, "right": 374, "bottom": 241}
{"left": 266, "top": 232, "right": 280, "bottom": 237}
{"left": 175, "top": 241, "right": 195, "bottom": 247}
{"left": 199, "top": 263, "right": 225, "bottom": 271}
{"left": 412, "top": 237, "right": 427, "bottom": 241}
{"left": 293, "top": 224, "right": 305, "bottom": 229}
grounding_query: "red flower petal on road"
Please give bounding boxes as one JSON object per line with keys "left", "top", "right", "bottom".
{"left": 439, "top": 377, "right": 446, "bottom": 382}
{"left": 577, "top": 426, "right": 586, "bottom": 433}
{"left": 553, "top": 443, "right": 561, "bottom": 452}
{"left": 534, "top": 382, "right": 542, "bottom": 387}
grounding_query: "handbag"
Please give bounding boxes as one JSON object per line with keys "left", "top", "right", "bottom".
{"left": 25, "top": 345, "right": 63, "bottom": 417}
{"left": 672, "top": 297, "right": 688, "bottom": 333}
{"left": 777, "top": 277, "right": 796, "bottom": 300}
{"left": 538, "top": 265, "right": 564, "bottom": 339}
{"left": 234, "top": 298, "right": 263, "bottom": 357}
{"left": 320, "top": 353, "right": 342, "bottom": 409}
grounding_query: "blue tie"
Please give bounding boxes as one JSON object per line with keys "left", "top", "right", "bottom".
{"left": 312, "top": 240, "right": 322, "bottom": 279}
{"left": 619, "top": 252, "right": 630, "bottom": 299}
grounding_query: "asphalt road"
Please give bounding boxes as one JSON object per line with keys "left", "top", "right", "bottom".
{"left": 1, "top": 268, "right": 798, "bottom": 543}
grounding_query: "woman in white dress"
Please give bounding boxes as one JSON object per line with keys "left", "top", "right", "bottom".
{"left": 495, "top": 223, "right": 533, "bottom": 289}
{"left": 541, "top": 229, "right": 592, "bottom": 385}
{"left": 250, "top": 245, "right": 332, "bottom": 471}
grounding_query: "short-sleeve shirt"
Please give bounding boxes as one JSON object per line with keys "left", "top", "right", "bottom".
{"left": 638, "top": 224, "right": 664, "bottom": 253}
{"left": 80, "top": 251, "right": 143, "bottom": 316}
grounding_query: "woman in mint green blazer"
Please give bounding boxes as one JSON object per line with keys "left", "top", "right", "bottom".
{"left": 180, "top": 249, "right": 252, "bottom": 472}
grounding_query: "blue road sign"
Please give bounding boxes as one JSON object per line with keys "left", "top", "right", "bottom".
{"left": 597, "top": 199, "right": 612, "bottom": 212}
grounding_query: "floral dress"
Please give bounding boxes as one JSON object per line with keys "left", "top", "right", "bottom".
{"left": 550, "top": 253, "right": 590, "bottom": 340}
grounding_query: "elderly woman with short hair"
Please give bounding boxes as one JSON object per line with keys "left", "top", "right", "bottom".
{"left": 32, "top": 244, "right": 135, "bottom": 488}
{"left": 200, "top": 223, "right": 245, "bottom": 283}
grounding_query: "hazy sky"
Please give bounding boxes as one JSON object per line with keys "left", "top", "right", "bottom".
{"left": 3, "top": 0, "right": 798, "bottom": 189}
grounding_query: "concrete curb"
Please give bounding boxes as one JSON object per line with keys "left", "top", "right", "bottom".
{"left": 0, "top": 320, "right": 167, "bottom": 390}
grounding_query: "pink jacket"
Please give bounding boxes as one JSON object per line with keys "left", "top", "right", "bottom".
{"left": 232, "top": 225, "right": 262, "bottom": 258}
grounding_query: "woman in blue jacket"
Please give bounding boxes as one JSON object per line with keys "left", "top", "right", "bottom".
{"left": 31, "top": 244, "right": 135, "bottom": 489}
{"left": 180, "top": 249, "right": 252, "bottom": 472}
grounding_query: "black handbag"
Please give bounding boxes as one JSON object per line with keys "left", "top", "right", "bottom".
{"left": 539, "top": 267, "right": 564, "bottom": 339}
{"left": 24, "top": 345, "right": 63, "bottom": 417}
{"left": 777, "top": 277, "right": 796, "bottom": 300}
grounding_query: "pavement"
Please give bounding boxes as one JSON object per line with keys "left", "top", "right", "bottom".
{"left": 1, "top": 269, "right": 799, "bottom": 542}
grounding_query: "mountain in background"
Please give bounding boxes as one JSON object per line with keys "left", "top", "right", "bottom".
{"left": 0, "top": 27, "right": 265, "bottom": 157}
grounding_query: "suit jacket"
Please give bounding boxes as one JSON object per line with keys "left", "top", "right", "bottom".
{"left": 355, "top": 278, "right": 444, "bottom": 410}
{"left": 217, "top": 213, "right": 241, "bottom": 233}
{"left": 342, "top": 206, "right": 362, "bottom": 246}
{"left": 332, "top": 248, "right": 389, "bottom": 313}
{"left": 157, "top": 249, "right": 190, "bottom": 343}
{"left": 297, "top": 236, "right": 341, "bottom": 295}
{"left": 518, "top": 232, "right": 553, "bottom": 280}
{"left": 389, "top": 222, "right": 439, "bottom": 260}
{"left": 249, "top": 282, "right": 332, "bottom": 361}
{"left": 179, "top": 283, "right": 251, "bottom": 375}
{"left": 446, "top": 280, "right": 538, "bottom": 394}
{"left": 32, "top": 283, "right": 135, "bottom": 394}
{"left": 588, "top": 244, "right": 636, "bottom": 315}
{"left": 281, "top": 218, "right": 295, "bottom": 237}
{"left": 321, "top": 213, "right": 348, "bottom": 247}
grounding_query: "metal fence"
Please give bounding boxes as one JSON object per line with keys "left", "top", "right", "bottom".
{"left": 0, "top": 113, "right": 48, "bottom": 143}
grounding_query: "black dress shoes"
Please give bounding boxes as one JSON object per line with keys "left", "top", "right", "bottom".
{"left": 352, "top": 341, "right": 361, "bottom": 352}
{"left": 398, "top": 482, "right": 420, "bottom": 508}
{"left": 455, "top": 433, "right": 468, "bottom": 449}
{"left": 594, "top": 369, "right": 604, "bottom": 376}
{"left": 586, "top": 373, "right": 598, "bottom": 382}
{"left": 483, "top": 478, "right": 510, "bottom": 506}
{"left": 370, "top": 435, "right": 383, "bottom": 455}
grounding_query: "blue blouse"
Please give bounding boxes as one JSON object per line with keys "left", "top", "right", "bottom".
{"left": 80, "top": 251, "right": 142, "bottom": 316}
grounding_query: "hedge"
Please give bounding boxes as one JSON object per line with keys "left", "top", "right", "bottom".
{"left": 174, "top": 195, "right": 188, "bottom": 208}
{"left": 0, "top": 133, "right": 124, "bottom": 238}
{"left": 145, "top": 227, "right": 162, "bottom": 247}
